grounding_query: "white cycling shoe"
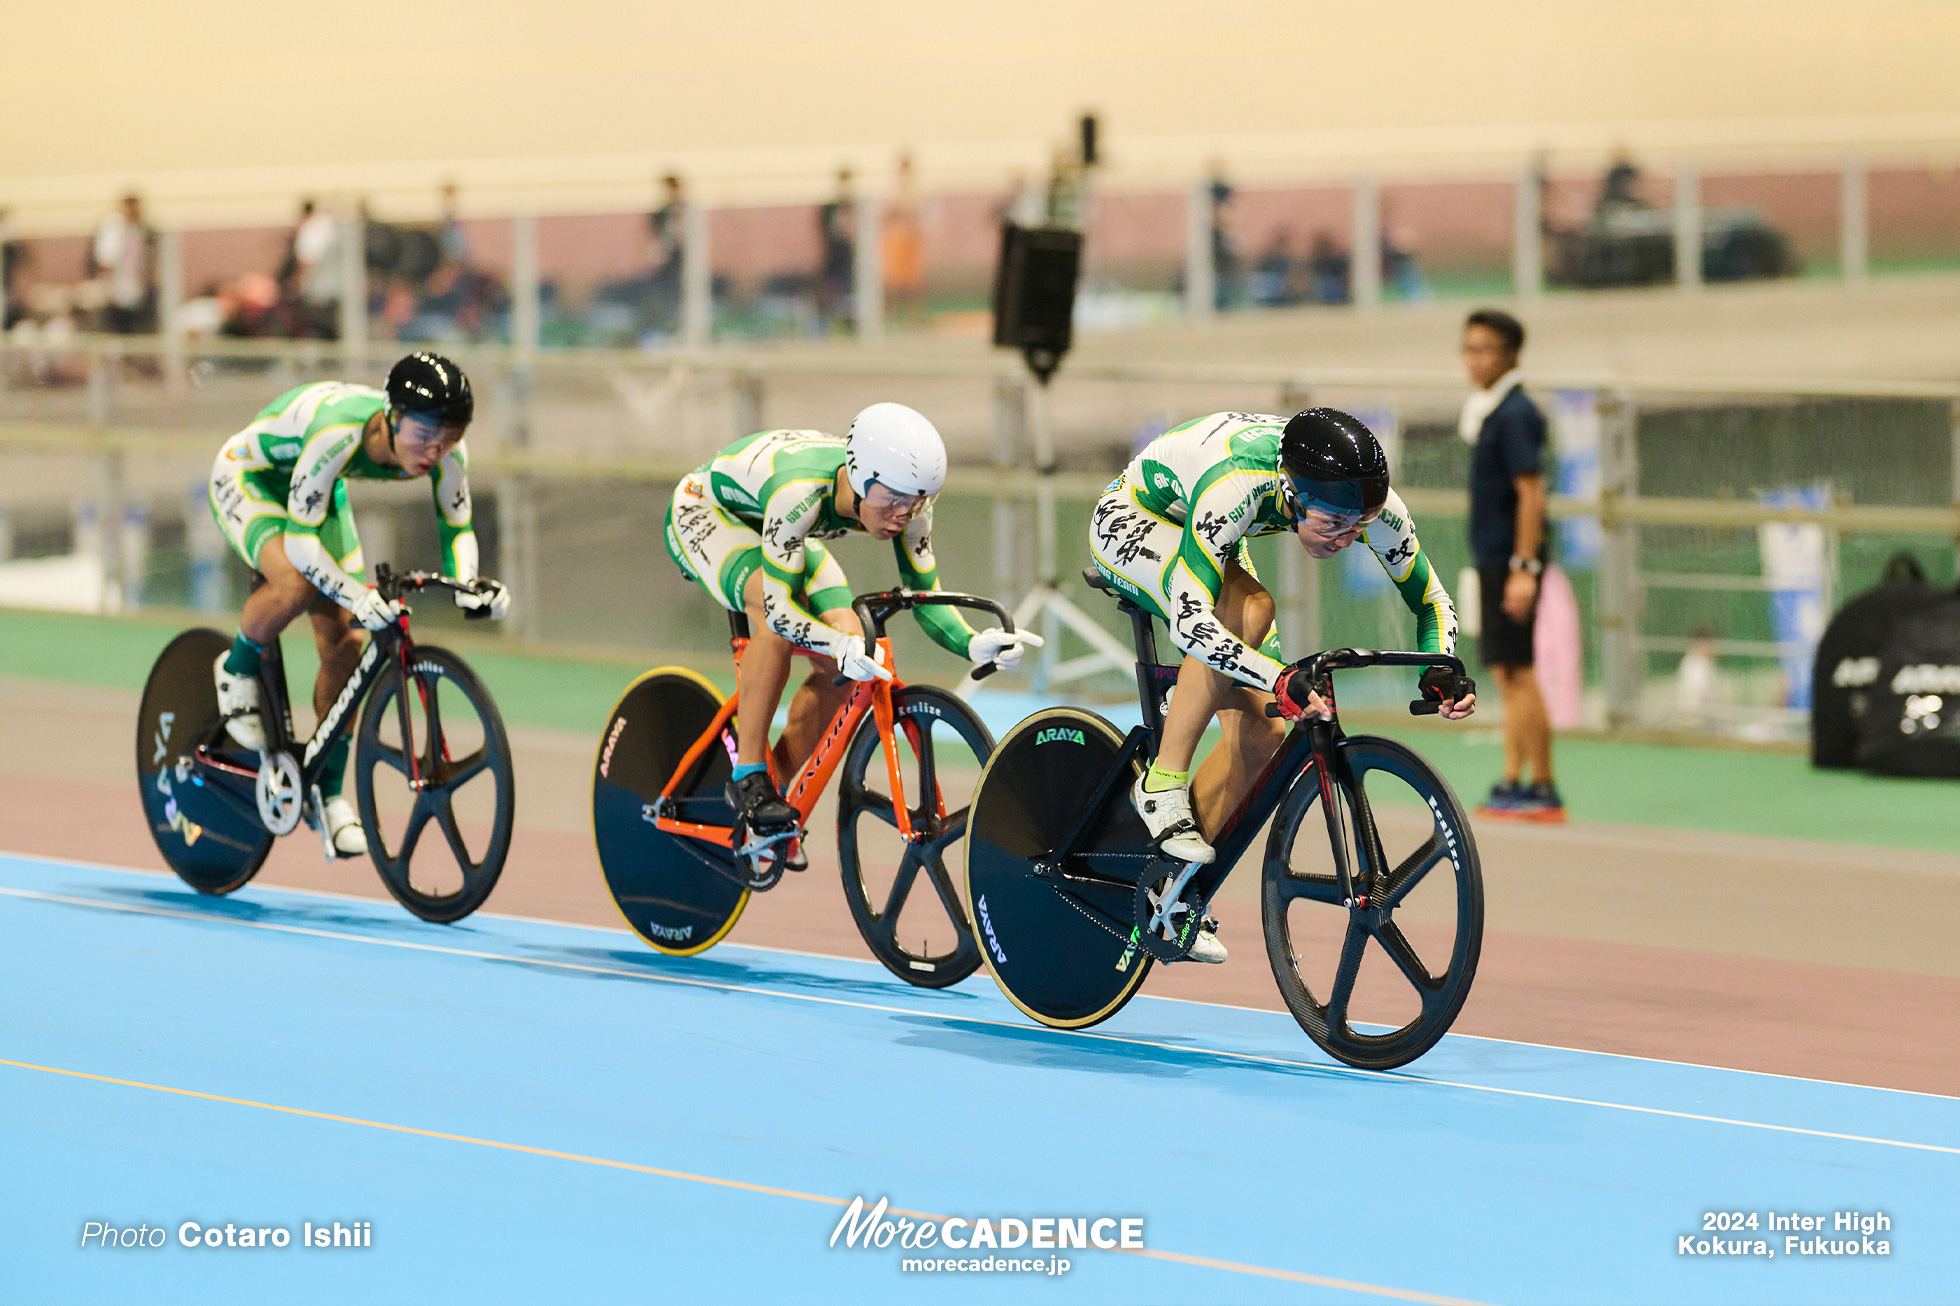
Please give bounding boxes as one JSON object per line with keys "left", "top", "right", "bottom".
{"left": 213, "top": 654, "right": 265, "bottom": 751}
{"left": 1187, "top": 918, "right": 1228, "bottom": 964}
{"left": 1131, "top": 775, "right": 1215, "bottom": 865}
{"left": 322, "top": 796, "right": 368, "bottom": 859}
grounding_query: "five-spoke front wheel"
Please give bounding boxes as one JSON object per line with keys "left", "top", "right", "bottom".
{"left": 356, "top": 644, "right": 515, "bottom": 923}
{"left": 1261, "top": 734, "right": 1483, "bottom": 1070}
{"left": 838, "top": 685, "right": 994, "bottom": 987}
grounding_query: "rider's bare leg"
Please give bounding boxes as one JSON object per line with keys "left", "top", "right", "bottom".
{"left": 1152, "top": 562, "right": 1284, "bottom": 834}
{"left": 240, "top": 534, "right": 318, "bottom": 647}
{"left": 773, "top": 606, "right": 857, "bottom": 780}
{"left": 738, "top": 569, "right": 860, "bottom": 775}
{"left": 307, "top": 597, "right": 364, "bottom": 724}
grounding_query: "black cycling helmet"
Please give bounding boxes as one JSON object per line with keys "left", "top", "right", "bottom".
{"left": 385, "top": 351, "right": 473, "bottom": 428}
{"left": 1278, "top": 407, "right": 1389, "bottom": 521}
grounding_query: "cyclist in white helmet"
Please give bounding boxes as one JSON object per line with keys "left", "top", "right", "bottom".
{"left": 664, "top": 403, "right": 1042, "bottom": 840}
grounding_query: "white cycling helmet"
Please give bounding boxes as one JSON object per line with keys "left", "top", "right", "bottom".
{"left": 844, "top": 402, "right": 947, "bottom": 499}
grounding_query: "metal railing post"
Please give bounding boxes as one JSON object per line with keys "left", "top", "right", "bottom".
{"left": 1597, "top": 389, "right": 1642, "bottom": 728}
{"left": 1184, "top": 182, "right": 1215, "bottom": 322}
{"left": 682, "top": 201, "right": 712, "bottom": 350}
{"left": 1841, "top": 154, "right": 1869, "bottom": 284}
{"left": 338, "top": 209, "right": 367, "bottom": 362}
{"left": 158, "top": 229, "right": 185, "bottom": 394}
{"left": 854, "top": 193, "right": 884, "bottom": 342}
{"left": 1352, "top": 176, "right": 1382, "bottom": 310}
{"left": 1513, "top": 160, "right": 1543, "bottom": 300}
{"left": 1674, "top": 159, "right": 1702, "bottom": 293}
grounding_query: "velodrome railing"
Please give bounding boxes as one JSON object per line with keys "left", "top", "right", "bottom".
{"left": 3, "top": 334, "right": 1957, "bottom": 739}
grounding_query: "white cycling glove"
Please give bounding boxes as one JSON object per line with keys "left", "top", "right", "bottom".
{"left": 837, "top": 635, "right": 894, "bottom": 683}
{"left": 454, "top": 579, "right": 511, "bottom": 621}
{"left": 349, "top": 588, "right": 404, "bottom": 631}
{"left": 968, "top": 627, "right": 1044, "bottom": 671}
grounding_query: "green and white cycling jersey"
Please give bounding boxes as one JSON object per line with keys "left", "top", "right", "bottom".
{"left": 1090, "top": 411, "right": 1457, "bottom": 692}
{"left": 207, "top": 381, "right": 476, "bottom": 613}
{"left": 664, "top": 428, "right": 977, "bottom": 663}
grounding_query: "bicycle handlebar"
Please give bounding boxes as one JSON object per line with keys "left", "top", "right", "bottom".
{"left": 1260, "top": 649, "right": 1473, "bottom": 719}
{"left": 830, "top": 589, "right": 1017, "bottom": 687}
{"left": 372, "top": 562, "right": 500, "bottom": 616}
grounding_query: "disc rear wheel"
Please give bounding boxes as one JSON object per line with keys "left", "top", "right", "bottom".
{"left": 964, "top": 709, "right": 1153, "bottom": 1028}
{"left": 592, "top": 668, "right": 748, "bottom": 955}
{"left": 136, "top": 628, "right": 273, "bottom": 894}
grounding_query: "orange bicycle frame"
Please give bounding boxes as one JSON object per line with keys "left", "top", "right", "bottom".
{"left": 651, "top": 635, "right": 932, "bottom": 849}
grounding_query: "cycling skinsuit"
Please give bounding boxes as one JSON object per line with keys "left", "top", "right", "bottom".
{"left": 664, "top": 429, "right": 977, "bottom": 662}
{"left": 1089, "top": 412, "right": 1457, "bottom": 691}
{"left": 208, "top": 382, "right": 478, "bottom": 611}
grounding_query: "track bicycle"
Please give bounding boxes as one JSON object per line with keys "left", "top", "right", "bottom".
{"left": 591, "top": 589, "right": 1008, "bottom": 987}
{"left": 964, "top": 569, "right": 1483, "bottom": 1069}
{"left": 136, "top": 563, "right": 516, "bottom": 923}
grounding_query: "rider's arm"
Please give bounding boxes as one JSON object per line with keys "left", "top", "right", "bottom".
{"left": 1162, "top": 470, "right": 1289, "bottom": 692}
{"left": 430, "top": 440, "right": 479, "bottom": 582}
{"left": 757, "top": 480, "right": 860, "bottom": 661}
{"left": 281, "top": 423, "right": 369, "bottom": 612}
{"left": 893, "top": 509, "right": 980, "bottom": 659}
{"left": 1364, "top": 490, "right": 1458, "bottom": 656}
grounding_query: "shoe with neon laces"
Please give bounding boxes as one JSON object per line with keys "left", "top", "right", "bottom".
{"left": 1131, "top": 774, "right": 1214, "bottom": 865}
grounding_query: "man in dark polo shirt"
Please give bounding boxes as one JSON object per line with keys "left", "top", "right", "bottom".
{"left": 1460, "top": 308, "right": 1564, "bottom": 821}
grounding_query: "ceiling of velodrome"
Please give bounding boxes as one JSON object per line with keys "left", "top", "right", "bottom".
{"left": 6, "top": 0, "right": 1960, "bottom": 230}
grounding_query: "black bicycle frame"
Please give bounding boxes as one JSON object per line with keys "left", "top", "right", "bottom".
{"left": 193, "top": 565, "right": 480, "bottom": 802}
{"left": 1049, "top": 573, "right": 1467, "bottom": 911}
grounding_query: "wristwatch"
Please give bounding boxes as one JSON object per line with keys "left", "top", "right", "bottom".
{"left": 1508, "top": 555, "right": 1543, "bottom": 576}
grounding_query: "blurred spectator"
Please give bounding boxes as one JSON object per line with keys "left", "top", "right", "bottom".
{"left": 1250, "top": 228, "right": 1300, "bottom": 307}
{"left": 282, "top": 199, "right": 343, "bottom": 338}
{"left": 1307, "top": 230, "right": 1351, "bottom": 304}
{"left": 816, "top": 168, "right": 857, "bottom": 333}
{"left": 1, "top": 208, "right": 26, "bottom": 330}
{"left": 1381, "top": 202, "right": 1428, "bottom": 301}
{"left": 648, "top": 174, "right": 687, "bottom": 334}
{"left": 883, "top": 153, "right": 926, "bottom": 330}
{"left": 439, "top": 182, "right": 470, "bottom": 265}
{"left": 1596, "top": 149, "right": 1645, "bottom": 215}
{"left": 88, "top": 192, "right": 157, "bottom": 333}
{"left": 1459, "top": 307, "right": 1562, "bottom": 822}
{"left": 1207, "top": 172, "right": 1238, "bottom": 309}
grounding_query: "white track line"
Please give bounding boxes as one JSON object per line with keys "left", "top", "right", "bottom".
{"left": 9, "top": 849, "right": 1956, "bottom": 1102}
{"left": 4, "top": 882, "right": 1957, "bottom": 1158}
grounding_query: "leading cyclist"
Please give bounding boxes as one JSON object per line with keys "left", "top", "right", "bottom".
{"left": 1089, "top": 408, "right": 1474, "bottom": 962}
{"left": 207, "top": 352, "right": 509, "bottom": 858}
{"left": 664, "top": 403, "right": 1040, "bottom": 855}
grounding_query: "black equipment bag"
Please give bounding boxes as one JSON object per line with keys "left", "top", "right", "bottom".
{"left": 1852, "top": 590, "right": 1960, "bottom": 778}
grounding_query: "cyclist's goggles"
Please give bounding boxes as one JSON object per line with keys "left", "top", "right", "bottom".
{"left": 1280, "top": 473, "right": 1388, "bottom": 527}
{"left": 863, "top": 481, "right": 935, "bottom": 521}
{"left": 393, "top": 410, "right": 467, "bottom": 450}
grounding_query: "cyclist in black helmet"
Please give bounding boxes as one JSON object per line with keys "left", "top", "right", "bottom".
{"left": 206, "top": 352, "right": 509, "bottom": 858}
{"left": 1089, "top": 408, "right": 1474, "bottom": 962}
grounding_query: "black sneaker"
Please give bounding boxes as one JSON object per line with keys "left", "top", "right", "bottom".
{"left": 726, "top": 771, "right": 797, "bottom": 836}
{"left": 1517, "top": 782, "right": 1568, "bottom": 824}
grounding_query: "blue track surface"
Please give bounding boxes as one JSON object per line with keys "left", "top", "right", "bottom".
{"left": 2, "top": 851, "right": 1955, "bottom": 1305}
